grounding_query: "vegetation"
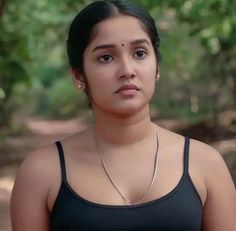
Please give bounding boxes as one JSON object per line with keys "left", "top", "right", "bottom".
{"left": 0, "top": 0, "right": 236, "bottom": 128}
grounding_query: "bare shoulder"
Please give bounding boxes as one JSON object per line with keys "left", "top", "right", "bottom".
{"left": 185, "top": 138, "right": 235, "bottom": 192}
{"left": 189, "top": 139, "right": 236, "bottom": 231}
{"left": 12, "top": 126, "right": 90, "bottom": 191}
{"left": 12, "top": 145, "right": 60, "bottom": 211}
{"left": 10, "top": 144, "right": 60, "bottom": 231}
{"left": 12, "top": 144, "right": 60, "bottom": 200}
{"left": 157, "top": 125, "right": 231, "bottom": 177}
{"left": 189, "top": 139, "right": 223, "bottom": 165}
{"left": 188, "top": 138, "right": 233, "bottom": 183}
{"left": 189, "top": 138, "right": 223, "bottom": 161}
{"left": 14, "top": 126, "right": 90, "bottom": 188}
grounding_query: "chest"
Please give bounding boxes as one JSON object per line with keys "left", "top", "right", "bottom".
{"left": 51, "top": 178, "right": 202, "bottom": 231}
{"left": 47, "top": 143, "right": 206, "bottom": 210}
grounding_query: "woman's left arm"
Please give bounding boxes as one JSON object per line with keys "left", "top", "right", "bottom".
{"left": 201, "top": 148, "right": 236, "bottom": 231}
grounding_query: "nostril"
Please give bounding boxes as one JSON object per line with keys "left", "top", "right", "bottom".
{"left": 118, "top": 60, "right": 136, "bottom": 79}
{"left": 119, "top": 73, "right": 136, "bottom": 79}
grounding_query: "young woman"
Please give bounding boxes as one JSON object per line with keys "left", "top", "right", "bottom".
{"left": 10, "top": 1, "right": 236, "bottom": 230}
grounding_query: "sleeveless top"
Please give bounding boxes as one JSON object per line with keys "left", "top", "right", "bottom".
{"left": 51, "top": 137, "right": 202, "bottom": 231}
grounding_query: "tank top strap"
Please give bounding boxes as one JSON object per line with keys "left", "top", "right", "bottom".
{"left": 183, "top": 137, "right": 190, "bottom": 176}
{"left": 55, "top": 141, "right": 67, "bottom": 183}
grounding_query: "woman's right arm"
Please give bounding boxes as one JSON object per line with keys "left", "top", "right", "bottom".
{"left": 10, "top": 148, "right": 54, "bottom": 231}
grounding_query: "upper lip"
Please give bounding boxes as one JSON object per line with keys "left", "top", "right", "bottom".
{"left": 115, "top": 84, "right": 140, "bottom": 93}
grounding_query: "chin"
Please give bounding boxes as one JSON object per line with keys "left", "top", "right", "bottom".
{"left": 93, "top": 96, "right": 151, "bottom": 117}
{"left": 109, "top": 102, "right": 149, "bottom": 117}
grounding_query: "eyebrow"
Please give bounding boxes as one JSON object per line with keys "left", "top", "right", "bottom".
{"left": 92, "top": 44, "right": 115, "bottom": 52}
{"left": 92, "top": 38, "right": 151, "bottom": 52}
{"left": 131, "top": 39, "right": 151, "bottom": 46}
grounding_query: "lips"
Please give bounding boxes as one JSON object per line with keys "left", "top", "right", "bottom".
{"left": 115, "top": 84, "right": 140, "bottom": 93}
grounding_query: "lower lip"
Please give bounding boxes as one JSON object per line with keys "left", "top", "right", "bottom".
{"left": 117, "top": 89, "right": 138, "bottom": 96}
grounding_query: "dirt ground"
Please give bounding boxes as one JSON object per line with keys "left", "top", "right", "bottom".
{"left": 0, "top": 117, "right": 236, "bottom": 231}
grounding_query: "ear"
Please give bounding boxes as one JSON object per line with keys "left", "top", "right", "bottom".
{"left": 71, "top": 68, "right": 84, "bottom": 81}
{"left": 71, "top": 68, "right": 85, "bottom": 90}
{"left": 156, "top": 65, "right": 160, "bottom": 81}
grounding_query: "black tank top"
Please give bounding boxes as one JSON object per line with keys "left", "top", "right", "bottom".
{"left": 51, "top": 137, "right": 202, "bottom": 230}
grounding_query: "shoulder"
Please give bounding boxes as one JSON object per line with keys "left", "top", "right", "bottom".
{"left": 10, "top": 143, "right": 61, "bottom": 229}
{"left": 16, "top": 127, "right": 91, "bottom": 183}
{"left": 157, "top": 124, "right": 234, "bottom": 191}
{"left": 157, "top": 124, "right": 227, "bottom": 168}
{"left": 188, "top": 138, "right": 230, "bottom": 183}
{"left": 188, "top": 141, "right": 236, "bottom": 229}
{"left": 12, "top": 144, "right": 60, "bottom": 200}
{"left": 189, "top": 138, "right": 223, "bottom": 165}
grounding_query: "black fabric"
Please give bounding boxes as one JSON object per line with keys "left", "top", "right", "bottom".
{"left": 51, "top": 137, "right": 202, "bottom": 231}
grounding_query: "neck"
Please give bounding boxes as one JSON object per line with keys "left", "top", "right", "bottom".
{"left": 91, "top": 106, "right": 155, "bottom": 146}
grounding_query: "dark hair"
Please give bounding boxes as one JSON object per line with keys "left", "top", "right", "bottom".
{"left": 67, "top": 0, "right": 161, "bottom": 75}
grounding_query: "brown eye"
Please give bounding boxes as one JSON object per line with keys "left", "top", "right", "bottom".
{"left": 99, "top": 55, "right": 113, "bottom": 63}
{"left": 134, "top": 50, "right": 146, "bottom": 59}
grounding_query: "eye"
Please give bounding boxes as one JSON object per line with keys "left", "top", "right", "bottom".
{"left": 98, "top": 54, "right": 113, "bottom": 63}
{"left": 134, "top": 50, "right": 147, "bottom": 59}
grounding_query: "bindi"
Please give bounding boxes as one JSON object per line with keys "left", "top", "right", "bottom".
{"left": 121, "top": 43, "right": 124, "bottom": 47}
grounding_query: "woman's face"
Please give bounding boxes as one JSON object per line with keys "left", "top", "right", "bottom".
{"left": 81, "top": 15, "right": 158, "bottom": 116}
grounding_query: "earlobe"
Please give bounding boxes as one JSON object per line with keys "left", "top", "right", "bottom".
{"left": 77, "top": 83, "right": 85, "bottom": 89}
{"left": 156, "top": 66, "right": 160, "bottom": 81}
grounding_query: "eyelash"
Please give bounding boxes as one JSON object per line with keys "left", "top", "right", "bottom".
{"left": 98, "top": 55, "right": 113, "bottom": 63}
{"left": 98, "top": 50, "right": 148, "bottom": 63}
{"left": 134, "top": 50, "right": 147, "bottom": 59}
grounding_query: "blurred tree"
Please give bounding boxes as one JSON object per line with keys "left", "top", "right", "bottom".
{"left": 156, "top": 0, "right": 236, "bottom": 122}
{"left": 0, "top": 0, "right": 30, "bottom": 128}
{"left": 0, "top": 0, "right": 90, "bottom": 128}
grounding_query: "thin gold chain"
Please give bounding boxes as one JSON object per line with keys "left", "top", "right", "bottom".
{"left": 93, "top": 127, "right": 160, "bottom": 206}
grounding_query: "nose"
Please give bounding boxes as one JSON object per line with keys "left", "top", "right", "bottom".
{"left": 118, "top": 57, "right": 136, "bottom": 80}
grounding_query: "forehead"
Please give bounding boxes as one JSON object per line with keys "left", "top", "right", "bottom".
{"left": 88, "top": 15, "right": 151, "bottom": 49}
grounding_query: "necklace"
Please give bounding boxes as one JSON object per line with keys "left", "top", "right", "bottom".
{"left": 93, "top": 127, "right": 160, "bottom": 206}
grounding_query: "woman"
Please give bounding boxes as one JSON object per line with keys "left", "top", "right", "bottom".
{"left": 10, "top": 1, "right": 236, "bottom": 230}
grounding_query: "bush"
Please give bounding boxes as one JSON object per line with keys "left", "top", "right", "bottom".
{"left": 34, "top": 77, "right": 87, "bottom": 119}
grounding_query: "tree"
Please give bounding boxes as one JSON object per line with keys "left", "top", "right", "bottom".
{"left": 0, "top": 0, "right": 30, "bottom": 127}
{"left": 138, "top": 0, "right": 236, "bottom": 124}
{"left": 159, "top": 0, "right": 236, "bottom": 111}
{"left": 0, "top": 0, "right": 90, "bottom": 127}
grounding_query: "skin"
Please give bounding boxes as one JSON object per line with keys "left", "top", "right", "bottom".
{"left": 11, "top": 15, "right": 236, "bottom": 231}
{"left": 81, "top": 16, "right": 158, "bottom": 118}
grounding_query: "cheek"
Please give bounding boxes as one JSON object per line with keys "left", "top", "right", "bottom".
{"left": 84, "top": 71, "right": 114, "bottom": 101}
{"left": 86, "top": 64, "right": 114, "bottom": 86}
{"left": 140, "top": 62, "right": 157, "bottom": 83}
{"left": 87, "top": 72, "right": 113, "bottom": 91}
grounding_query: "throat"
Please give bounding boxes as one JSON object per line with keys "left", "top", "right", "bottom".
{"left": 91, "top": 103, "right": 154, "bottom": 145}
{"left": 92, "top": 119, "right": 155, "bottom": 146}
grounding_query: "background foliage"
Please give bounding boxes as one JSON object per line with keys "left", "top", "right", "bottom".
{"left": 0, "top": 0, "right": 236, "bottom": 128}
